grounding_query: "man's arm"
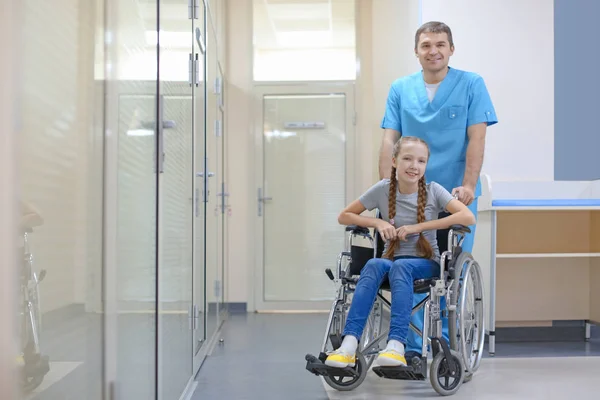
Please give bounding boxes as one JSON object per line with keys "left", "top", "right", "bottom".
{"left": 378, "top": 129, "right": 401, "bottom": 179}
{"left": 462, "top": 122, "right": 486, "bottom": 190}
{"left": 462, "top": 74, "right": 497, "bottom": 192}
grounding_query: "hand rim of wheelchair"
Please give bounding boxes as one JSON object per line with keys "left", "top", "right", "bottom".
{"left": 448, "top": 251, "right": 486, "bottom": 374}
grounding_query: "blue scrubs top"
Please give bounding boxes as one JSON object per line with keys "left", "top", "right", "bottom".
{"left": 380, "top": 67, "right": 498, "bottom": 197}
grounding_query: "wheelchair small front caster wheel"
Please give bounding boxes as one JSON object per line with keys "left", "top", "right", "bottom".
{"left": 219, "top": 338, "right": 224, "bottom": 344}
{"left": 430, "top": 349, "right": 465, "bottom": 396}
{"left": 22, "top": 374, "right": 44, "bottom": 393}
{"left": 463, "top": 371, "right": 473, "bottom": 383}
{"left": 323, "top": 352, "right": 368, "bottom": 392}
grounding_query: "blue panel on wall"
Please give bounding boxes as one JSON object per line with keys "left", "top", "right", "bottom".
{"left": 554, "top": 0, "right": 600, "bottom": 181}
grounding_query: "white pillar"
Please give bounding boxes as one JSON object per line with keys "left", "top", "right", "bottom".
{"left": 0, "top": 0, "right": 21, "bottom": 397}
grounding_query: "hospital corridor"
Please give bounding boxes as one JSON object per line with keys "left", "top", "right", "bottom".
{"left": 1, "top": 0, "right": 599, "bottom": 399}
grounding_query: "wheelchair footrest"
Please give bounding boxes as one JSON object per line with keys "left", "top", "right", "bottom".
{"left": 305, "top": 353, "right": 359, "bottom": 378}
{"left": 372, "top": 358, "right": 426, "bottom": 381}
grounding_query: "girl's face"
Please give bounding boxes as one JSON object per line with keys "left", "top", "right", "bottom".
{"left": 393, "top": 141, "right": 429, "bottom": 185}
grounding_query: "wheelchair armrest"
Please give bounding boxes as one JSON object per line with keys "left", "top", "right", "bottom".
{"left": 345, "top": 225, "right": 370, "bottom": 235}
{"left": 449, "top": 225, "right": 471, "bottom": 234}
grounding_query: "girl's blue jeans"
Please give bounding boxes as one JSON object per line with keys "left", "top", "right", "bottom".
{"left": 343, "top": 256, "right": 440, "bottom": 345}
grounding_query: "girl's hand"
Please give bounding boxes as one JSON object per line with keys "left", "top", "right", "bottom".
{"left": 375, "top": 220, "right": 397, "bottom": 241}
{"left": 396, "top": 224, "right": 419, "bottom": 241}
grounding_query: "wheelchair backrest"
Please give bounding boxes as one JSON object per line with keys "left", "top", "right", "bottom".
{"left": 349, "top": 245, "right": 375, "bottom": 276}
{"left": 347, "top": 210, "right": 453, "bottom": 276}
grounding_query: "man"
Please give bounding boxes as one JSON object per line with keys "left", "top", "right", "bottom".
{"left": 378, "top": 21, "right": 498, "bottom": 360}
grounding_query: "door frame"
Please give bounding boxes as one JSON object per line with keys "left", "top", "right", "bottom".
{"left": 251, "top": 82, "right": 356, "bottom": 312}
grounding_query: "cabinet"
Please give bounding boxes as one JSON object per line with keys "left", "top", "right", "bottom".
{"left": 472, "top": 176, "right": 600, "bottom": 355}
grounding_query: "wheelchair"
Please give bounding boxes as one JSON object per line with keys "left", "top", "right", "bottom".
{"left": 19, "top": 227, "right": 50, "bottom": 393}
{"left": 305, "top": 215, "right": 485, "bottom": 396}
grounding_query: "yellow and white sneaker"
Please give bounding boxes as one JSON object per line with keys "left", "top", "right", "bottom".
{"left": 324, "top": 349, "right": 356, "bottom": 368}
{"left": 376, "top": 349, "right": 407, "bottom": 367}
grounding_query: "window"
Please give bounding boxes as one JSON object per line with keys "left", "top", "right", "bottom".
{"left": 253, "top": 0, "right": 356, "bottom": 81}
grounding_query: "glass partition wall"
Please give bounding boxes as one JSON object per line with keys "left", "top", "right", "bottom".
{"left": 16, "top": 1, "right": 106, "bottom": 399}
{"left": 2, "top": 0, "right": 228, "bottom": 399}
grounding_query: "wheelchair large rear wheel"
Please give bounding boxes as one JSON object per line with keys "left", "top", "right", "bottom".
{"left": 359, "top": 298, "right": 383, "bottom": 367}
{"left": 448, "top": 252, "right": 485, "bottom": 374}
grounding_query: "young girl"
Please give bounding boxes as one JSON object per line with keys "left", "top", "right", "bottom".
{"left": 325, "top": 136, "right": 475, "bottom": 368}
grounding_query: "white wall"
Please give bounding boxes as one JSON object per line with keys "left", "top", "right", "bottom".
{"left": 591, "top": 181, "right": 600, "bottom": 199}
{"left": 421, "top": 0, "right": 555, "bottom": 182}
{"left": 225, "top": 0, "right": 254, "bottom": 304}
{"left": 369, "top": 0, "right": 421, "bottom": 182}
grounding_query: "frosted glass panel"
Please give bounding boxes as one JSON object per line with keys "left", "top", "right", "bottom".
{"left": 263, "top": 94, "right": 346, "bottom": 301}
{"left": 117, "top": 94, "right": 157, "bottom": 303}
{"left": 205, "top": 19, "right": 220, "bottom": 342}
{"left": 159, "top": 91, "right": 194, "bottom": 399}
{"left": 254, "top": 49, "right": 356, "bottom": 81}
{"left": 114, "top": 0, "right": 158, "bottom": 396}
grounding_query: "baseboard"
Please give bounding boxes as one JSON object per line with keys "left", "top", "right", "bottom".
{"left": 495, "top": 320, "right": 598, "bottom": 343}
{"left": 206, "top": 302, "right": 246, "bottom": 314}
{"left": 41, "top": 303, "right": 86, "bottom": 328}
{"left": 39, "top": 302, "right": 248, "bottom": 328}
{"left": 227, "top": 302, "right": 247, "bottom": 313}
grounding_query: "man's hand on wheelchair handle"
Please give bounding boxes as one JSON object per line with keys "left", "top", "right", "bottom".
{"left": 452, "top": 185, "right": 475, "bottom": 206}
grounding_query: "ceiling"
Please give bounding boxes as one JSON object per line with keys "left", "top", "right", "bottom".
{"left": 253, "top": 0, "right": 356, "bottom": 51}
{"left": 116, "top": 0, "right": 356, "bottom": 51}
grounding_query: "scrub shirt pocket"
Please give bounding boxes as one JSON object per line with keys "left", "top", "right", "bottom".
{"left": 440, "top": 106, "right": 466, "bottom": 131}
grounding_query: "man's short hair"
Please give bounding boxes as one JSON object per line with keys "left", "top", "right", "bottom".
{"left": 415, "top": 21, "right": 454, "bottom": 48}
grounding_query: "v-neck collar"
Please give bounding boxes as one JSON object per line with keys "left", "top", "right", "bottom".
{"left": 417, "top": 67, "right": 457, "bottom": 111}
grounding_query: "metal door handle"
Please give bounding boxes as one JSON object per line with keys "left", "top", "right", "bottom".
{"left": 195, "top": 27, "right": 206, "bottom": 54}
{"left": 257, "top": 188, "right": 273, "bottom": 217}
{"left": 196, "top": 171, "right": 215, "bottom": 177}
{"left": 157, "top": 96, "right": 165, "bottom": 173}
{"left": 141, "top": 120, "right": 176, "bottom": 129}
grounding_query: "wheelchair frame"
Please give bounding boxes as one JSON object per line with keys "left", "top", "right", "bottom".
{"left": 20, "top": 228, "right": 50, "bottom": 393}
{"left": 306, "top": 222, "right": 486, "bottom": 396}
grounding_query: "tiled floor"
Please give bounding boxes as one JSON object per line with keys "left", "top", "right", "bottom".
{"left": 193, "top": 313, "right": 600, "bottom": 400}
{"left": 322, "top": 356, "right": 600, "bottom": 400}
{"left": 22, "top": 307, "right": 600, "bottom": 399}
{"left": 193, "top": 313, "right": 330, "bottom": 400}
{"left": 26, "top": 307, "right": 198, "bottom": 400}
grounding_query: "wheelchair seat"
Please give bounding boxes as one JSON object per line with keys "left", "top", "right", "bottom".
{"left": 347, "top": 236, "right": 438, "bottom": 295}
{"left": 380, "top": 276, "right": 438, "bottom": 294}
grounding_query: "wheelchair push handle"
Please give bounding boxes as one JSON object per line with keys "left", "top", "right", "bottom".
{"left": 449, "top": 224, "right": 471, "bottom": 234}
